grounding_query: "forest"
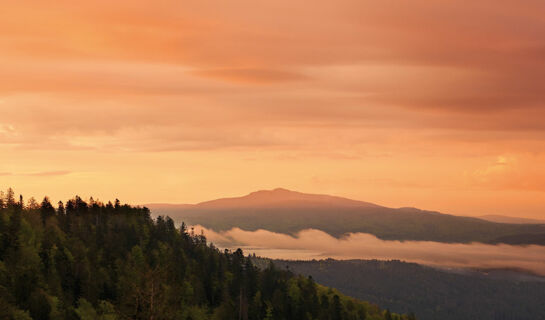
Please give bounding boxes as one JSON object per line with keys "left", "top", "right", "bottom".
{"left": 0, "top": 188, "right": 411, "bottom": 320}
{"left": 269, "top": 259, "right": 545, "bottom": 320}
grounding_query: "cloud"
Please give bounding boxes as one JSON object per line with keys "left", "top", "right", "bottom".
{"left": 0, "top": 171, "right": 71, "bottom": 177}
{"left": 194, "top": 226, "right": 545, "bottom": 276}
{"left": 2, "top": 0, "right": 545, "bottom": 153}
{"left": 466, "top": 155, "right": 545, "bottom": 192}
{"left": 2, "top": 0, "right": 545, "bottom": 117}
{"left": 1, "top": 0, "right": 545, "bottom": 218}
{"left": 193, "top": 68, "right": 308, "bottom": 84}
{"left": 23, "top": 170, "right": 71, "bottom": 177}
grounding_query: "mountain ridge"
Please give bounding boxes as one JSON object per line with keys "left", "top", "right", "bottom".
{"left": 147, "top": 188, "right": 381, "bottom": 209}
{"left": 478, "top": 214, "right": 545, "bottom": 225}
{"left": 145, "top": 188, "right": 540, "bottom": 222}
{"left": 146, "top": 188, "right": 545, "bottom": 244}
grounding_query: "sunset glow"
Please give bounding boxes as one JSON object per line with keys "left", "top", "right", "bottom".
{"left": 1, "top": 0, "right": 545, "bottom": 218}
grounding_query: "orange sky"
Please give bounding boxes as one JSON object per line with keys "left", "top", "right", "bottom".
{"left": 1, "top": 0, "right": 545, "bottom": 218}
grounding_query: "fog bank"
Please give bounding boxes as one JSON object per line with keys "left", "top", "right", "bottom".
{"left": 192, "top": 226, "right": 545, "bottom": 276}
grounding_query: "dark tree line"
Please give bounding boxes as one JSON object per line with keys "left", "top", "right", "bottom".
{"left": 0, "top": 188, "right": 411, "bottom": 320}
{"left": 269, "top": 259, "right": 545, "bottom": 320}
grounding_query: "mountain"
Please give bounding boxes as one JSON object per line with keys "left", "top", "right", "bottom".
{"left": 478, "top": 214, "right": 545, "bottom": 224}
{"left": 147, "top": 188, "right": 545, "bottom": 245}
{"left": 151, "top": 188, "right": 379, "bottom": 209}
{"left": 265, "top": 258, "right": 545, "bottom": 320}
{"left": 0, "top": 195, "right": 407, "bottom": 320}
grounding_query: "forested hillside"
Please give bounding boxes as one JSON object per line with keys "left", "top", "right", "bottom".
{"left": 268, "top": 259, "right": 545, "bottom": 320}
{"left": 0, "top": 188, "right": 408, "bottom": 320}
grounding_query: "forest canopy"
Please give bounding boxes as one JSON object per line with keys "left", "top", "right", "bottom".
{"left": 0, "top": 188, "right": 412, "bottom": 320}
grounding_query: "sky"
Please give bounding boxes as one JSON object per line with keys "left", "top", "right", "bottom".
{"left": 1, "top": 0, "right": 545, "bottom": 218}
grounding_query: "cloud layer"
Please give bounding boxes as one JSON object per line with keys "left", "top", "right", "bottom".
{"left": 194, "top": 226, "right": 545, "bottom": 276}
{"left": 1, "top": 0, "right": 544, "bottom": 218}
{"left": 2, "top": 0, "right": 545, "bottom": 150}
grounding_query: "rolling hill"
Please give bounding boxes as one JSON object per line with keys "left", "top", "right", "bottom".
{"left": 266, "top": 258, "right": 545, "bottom": 320}
{"left": 146, "top": 188, "right": 545, "bottom": 245}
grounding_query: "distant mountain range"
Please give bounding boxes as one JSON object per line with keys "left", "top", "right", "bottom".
{"left": 478, "top": 214, "right": 545, "bottom": 224}
{"left": 146, "top": 188, "right": 545, "bottom": 245}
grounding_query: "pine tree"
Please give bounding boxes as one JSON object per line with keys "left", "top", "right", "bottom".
{"left": 40, "top": 197, "right": 55, "bottom": 226}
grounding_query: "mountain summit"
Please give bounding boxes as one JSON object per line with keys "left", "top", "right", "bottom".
{"left": 147, "top": 188, "right": 545, "bottom": 245}
{"left": 194, "top": 188, "right": 381, "bottom": 209}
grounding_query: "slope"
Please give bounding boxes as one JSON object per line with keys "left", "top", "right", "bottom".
{"left": 0, "top": 194, "right": 409, "bottom": 320}
{"left": 147, "top": 188, "right": 545, "bottom": 244}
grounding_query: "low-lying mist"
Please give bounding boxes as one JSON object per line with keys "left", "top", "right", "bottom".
{"left": 192, "top": 226, "right": 545, "bottom": 276}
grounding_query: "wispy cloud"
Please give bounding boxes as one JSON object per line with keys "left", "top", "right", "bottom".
{"left": 193, "top": 68, "right": 308, "bottom": 84}
{"left": 1, "top": 0, "right": 544, "bottom": 217}
{"left": 23, "top": 170, "right": 71, "bottom": 177}
{"left": 0, "top": 171, "right": 71, "bottom": 177}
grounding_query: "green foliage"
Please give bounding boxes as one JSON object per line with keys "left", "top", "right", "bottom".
{"left": 272, "top": 259, "right": 545, "bottom": 320}
{"left": 75, "top": 299, "right": 98, "bottom": 320}
{"left": 0, "top": 189, "right": 406, "bottom": 320}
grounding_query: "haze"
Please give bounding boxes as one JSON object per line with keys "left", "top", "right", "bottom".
{"left": 194, "top": 226, "right": 545, "bottom": 276}
{"left": 2, "top": 0, "right": 545, "bottom": 219}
